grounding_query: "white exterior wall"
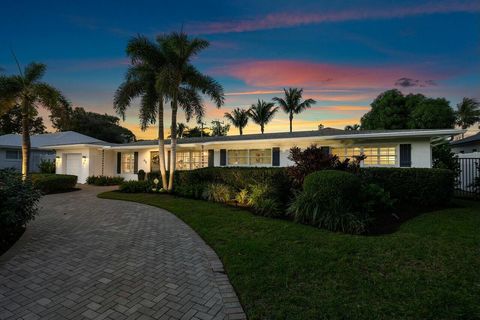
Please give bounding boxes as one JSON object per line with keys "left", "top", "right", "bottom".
{"left": 55, "top": 147, "right": 94, "bottom": 183}
{"left": 410, "top": 140, "right": 432, "bottom": 168}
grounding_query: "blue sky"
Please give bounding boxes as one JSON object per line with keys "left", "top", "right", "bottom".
{"left": 1, "top": 0, "right": 479, "bottom": 138}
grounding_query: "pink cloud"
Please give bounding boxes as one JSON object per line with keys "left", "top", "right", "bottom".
{"left": 214, "top": 60, "right": 441, "bottom": 89}
{"left": 187, "top": 1, "right": 480, "bottom": 34}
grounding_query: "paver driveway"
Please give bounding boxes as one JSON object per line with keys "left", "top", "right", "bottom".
{"left": 0, "top": 186, "right": 245, "bottom": 320}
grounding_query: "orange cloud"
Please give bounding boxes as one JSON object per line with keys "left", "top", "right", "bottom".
{"left": 214, "top": 60, "right": 440, "bottom": 89}
{"left": 188, "top": 2, "right": 480, "bottom": 34}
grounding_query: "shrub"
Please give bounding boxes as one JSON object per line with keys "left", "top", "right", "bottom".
{"left": 359, "top": 183, "right": 395, "bottom": 220}
{"left": 147, "top": 171, "right": 169, "bottom": 182}
{"left": 204, "top": 184, "right": 233, "bottom": 203}
{"left": 86, "top": 175, "right": 124, "bottom": 186}
{"left": 359, "top": 167, "right": 454, "bottom": 210}
{"left": 119, "top": 180, "right": 152, "bottom": 193}
{"left": 287, "top": 145, "right": 365, "bottom": 187}
{"left": 288, "top": 170, "right": 367, "bottom": 234}
{"left": 235, "top": 188, "right": 249, "bottom": 205}
{"left": 38, "top": 159, "right": 55, "bottom": 173}
{"left": 137, "top": 169, "right": 146, "bottom": 181}
{"left": 0, "top": 169, "right": 42, "bottom": 230}
{"left": 31, "top": 174, "right": 77, "bottom": 194}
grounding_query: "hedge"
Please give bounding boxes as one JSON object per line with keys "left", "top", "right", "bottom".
{"left": 174, "top": 167, "right": 292, "bottom": 203}
{"left": 359, "top": 167, "right": 454, "bottom": 210}
{"left": 119, "top": 180, "right": 153, "bottom": 193}
{"left": 86, "top": 175, "right": 124, "bottom": 186}
{"left": 31, "top": 174, "right": 78, "bottom": 194}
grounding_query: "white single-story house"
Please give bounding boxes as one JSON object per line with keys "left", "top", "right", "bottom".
{"left": 0, "top": 131, "right": 104, "bottom": 172}
{"left": 40, "top": 127, "right": 464, "bottom": 183}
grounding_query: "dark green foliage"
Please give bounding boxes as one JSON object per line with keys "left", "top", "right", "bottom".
{"left": 432, "top": 142, "right": 460, "bottom": 175}
{"left": 0, "top": 169, "right": 42, "bottom": 229}
{"left": 50, "top": 106, "right": 136, "bottom": 143}
{"left": 361, "top": 89, "right": 455, "bottom": 130}
{"left": 137, "top": 169, "right": 146, "bottom": 181}
{"left": 359, "top": 183, "right": 395, "bottom": 222}
{"left": 0, "top": 105, "right": 46, "bottom": 135}
{"left": 118, "top": 180, "right": 152, "bottom": 193}
{"left": 289, "top": 170, "right": 367, "bottom": 234}
{"left": 146, "top": 171, "right": 169, "bottom": 181}
{"left": 31, "top": 174, "right": 78, "bottom": 194}
{"left": 359, "top": 168, "right": 454, "bottom": 210}
{"left": 38, "top": 159, "right": 55, "bottom": 173}
{"left": 86, "top": 175, "right": 124, "bottom": 186}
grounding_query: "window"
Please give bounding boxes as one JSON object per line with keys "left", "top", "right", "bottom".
{"left": 228, "top": 150, "right": 249, "bottom": 165}
{"left": 121, "top": 152, "right": 135, "bottom": 173}
{"left": 249, "top": 149, "right": 272, "bottom": 165}
{"left": 228, "top": 149, "right": 272, "bottom": 166}
{"left": 332, "top": 146, "right": 396, "bottom": 166}
{"left": 5, "top": 150, "right": 21, "bottom": 160}
{"left": 150, "top": 151, "right": 208, "bottom": 171}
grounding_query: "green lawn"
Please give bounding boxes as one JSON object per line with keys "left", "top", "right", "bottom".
{"left": 99, "top": 191, "right": 480, "bottom": 320}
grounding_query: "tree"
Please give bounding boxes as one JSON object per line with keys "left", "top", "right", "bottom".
{"left": 455, "top": 97, "right": 480, "bottom": 137}
{"left": 248, "top": 100, "right": 278, "bottom": 134}
{"left": 224, "top": 108, "right": 249, "bottom": 135}
{"left": 0, "top": 62, "right": 66, "bottom": 178}
{"left": 51, "top": 106, "right": 136, "bottom": 143}
{"left": 183, "top": 126, "right": 210, "bottom": 138}
{"left": 177, "top": 123, "right": 187, "bottom": 138}
{"left": 273, "top": 88, "right": 316, "bottom": 132}
{"left": 210, "top": 120, "right": 230, "bottom": 136}
{"left": 114, "top": 35, "right": 169, "bottom": 189}
{"left": 160, "top": 32, "right": 224, "bottom": 191}
{"left": 0, "top": 105, "right": 46, "bottom": 135}
{"left": 360, "top": 89, "right": 456, "bottom": 130}
{"left": 344, "top": 124, "right": 360, "bottom": 131}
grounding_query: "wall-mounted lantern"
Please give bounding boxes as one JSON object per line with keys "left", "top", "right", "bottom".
{"left": 82, "top": 155, "right": 87, "bottom": 165}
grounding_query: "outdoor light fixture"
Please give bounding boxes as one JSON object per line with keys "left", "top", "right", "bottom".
{"left": 82, "top": 155, "right": 87, "bottom": 165}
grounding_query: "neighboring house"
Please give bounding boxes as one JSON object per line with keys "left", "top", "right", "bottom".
{"left": 40, "top": 128, "right": 463, "bottom": 183}
{"left": 0, "top": 131, "right": 106, "bottom": 173}
{"left": 450, "top": 132, "right": 480, "bottom": 154}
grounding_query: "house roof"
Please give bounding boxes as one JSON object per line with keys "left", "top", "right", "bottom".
{"left": 0, "top": 131, "right": 107, "bottom": 149}
{"left": 450, "top": 132, "right": 480, "bottom": 146}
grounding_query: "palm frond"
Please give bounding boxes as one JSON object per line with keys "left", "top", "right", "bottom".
{"left": 33, "top": 83, "right": 65, "bottom": 110}
{"left": 24, "top": 62, "right": 47, "bottom": 84}
{"left": 113, "top": 79, "right": 144, "bottom": 120}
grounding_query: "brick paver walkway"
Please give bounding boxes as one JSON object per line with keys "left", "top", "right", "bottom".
{"left": 0, "top": 185, "right": 245, "bottom": 320}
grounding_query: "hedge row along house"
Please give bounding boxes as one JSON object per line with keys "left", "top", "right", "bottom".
{"left": 41, "top": 127, "right": 463, "bottom": 183}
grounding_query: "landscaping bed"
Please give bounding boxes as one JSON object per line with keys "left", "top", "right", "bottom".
{"left": 99, "top": 191, "right": 480, "bottom": 319}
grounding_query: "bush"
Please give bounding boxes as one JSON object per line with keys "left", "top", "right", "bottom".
{"left": 38, "top": 159, "right": 55, "bottom": 173}
{"left": 235, "top": 188, "right": 249, "bottom": 205}
{"left": 118, "top": 180, "right": 152, "bottom": 193}
{"left": 359, "top": 168, "right": 454, "bottom": 210}
{"left": 31, "top": 174, "right": 78, "bottom": 194}
{"left": 0, "top": 169, "right": 42, "bottom": 229}
{"left": 288, "top": 170, "right": 367, "bottom": 234}
{"left": 137, "top": 169, "right": 146, "bottom": 181}
{"left": 204, "top": 183, "right": 233, "bottom": 203}
{"left": 86, "top": 175, "right": 124, "bottom": 186}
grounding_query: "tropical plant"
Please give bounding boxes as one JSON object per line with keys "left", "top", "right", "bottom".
{"left": 0, "top": 105, "right": 46, "bottom": 135}
{"left": 273, "top": 88, "right": 316, "bottom": 132}
{"left": 38, "top": 159, "right": 55, "bottom": 173}
{"left": 235, "top": 188, "right": 249, "bottom": 205}
{"left": 344, "top": 124, "right": 361, "bottom": 131}
{"left": 177, "top": 122, "right": 188, "bottom": 138}
{"left": 114, "top": 35, "right": 169, "bottom": 190}
{"left": 205, "top": 183, "right": 233, "bottom": 203}
{"left": 224, "top": 108, "right": 249, "bottom": 135}
{"left": 248, "top": 100, "right": 278, "bottom": 134}
{"left": 0, "top": 61, "right": 67, "bottom": 178}
{"left": 455, "top": 97, "right": 480, "bottom": 136}
{"left": 159, "top": 32, "right": 224, "bottom": 191}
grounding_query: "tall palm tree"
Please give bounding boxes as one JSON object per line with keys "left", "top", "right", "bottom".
{"left": 455, "top": 97, "right": 480, "bottom": 137}
{"left": 272, "top": 88, "right": 316, "bottom": 132}
{"left": 0, "top": 62, "right": 66, "bottom": 178}
{"left": 114, "top": 35, "right": 170, "bottom": 189}
{"left": 177, "top": 122, "right": 187, "bottom": 138}
{"left": 248, "top": 100, "right": 278, "bottom": 134}
{"left": 159, "top": 32, "right": 224, "bottom": 191}
{"left": 224, "top": 108, "right": 249, "bottom": 135}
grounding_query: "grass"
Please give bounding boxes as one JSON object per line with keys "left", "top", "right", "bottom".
{"left": 99, "top": 191, "right": 480, "bottom": 320}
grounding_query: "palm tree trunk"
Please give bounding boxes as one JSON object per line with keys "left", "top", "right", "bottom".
{"left": 261, "top": 124, "right": 264, "bottom": 134}
{"left": 21, "top": 101, "right": 30, "bottom": 180}
{"left": 289, "top": 113, "right": 293, "bottom": 132}
{"left": 157, "top": 98, "right": 168, "bottom": 190}
{"left": 168, "top": 94, "right": 178, "bottom": 192}
{"left": 239, "top": 127, "right": 243, "bottom": 135}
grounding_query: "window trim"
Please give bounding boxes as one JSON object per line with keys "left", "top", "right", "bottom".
{"left": 227, "top": 148, "right": 273, "bottom": 167}
{"left": 5, "top": 150, "right": 21, "bottom": 161}
{"left": 121, "top": 152, "right": 135, "bottom": 174}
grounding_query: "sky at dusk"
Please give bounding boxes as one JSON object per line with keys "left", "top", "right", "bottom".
{"left": 1, "top": 0, "right": 479, "bottom": 139}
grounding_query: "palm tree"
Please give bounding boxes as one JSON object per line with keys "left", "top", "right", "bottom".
{"left": 177, "top": 122, "right": 188, "bottom": 138}
{"left": 345, "top": 124, "right": 361, "bottom": 131}
{"left": 224, "top": 108, "right": 249, "bottom": 135}
{"left": 272, "top": 88, "right": 316, "bottom": 132}
{"left": 248, "top": 100, "right": 279, "bottom": 134}
{"left": 455, "top": 97, "right": 480, "bottom": 137}
{"left": 159, "top": 32, "right": 224, "bottom": 191}
{"left": 0, "top": 62, "right": 66, "bottom": 178}
{"left": 114, "top": 35, "right": 170, "bottom": 189}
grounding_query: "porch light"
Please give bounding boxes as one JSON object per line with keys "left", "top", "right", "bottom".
{"left": 82, "top": 155, "right": 87, "bottom": 165}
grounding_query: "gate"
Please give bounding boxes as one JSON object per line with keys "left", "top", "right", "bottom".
{"left": 455, "top": 156, "right": 480, "bottom": 199}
